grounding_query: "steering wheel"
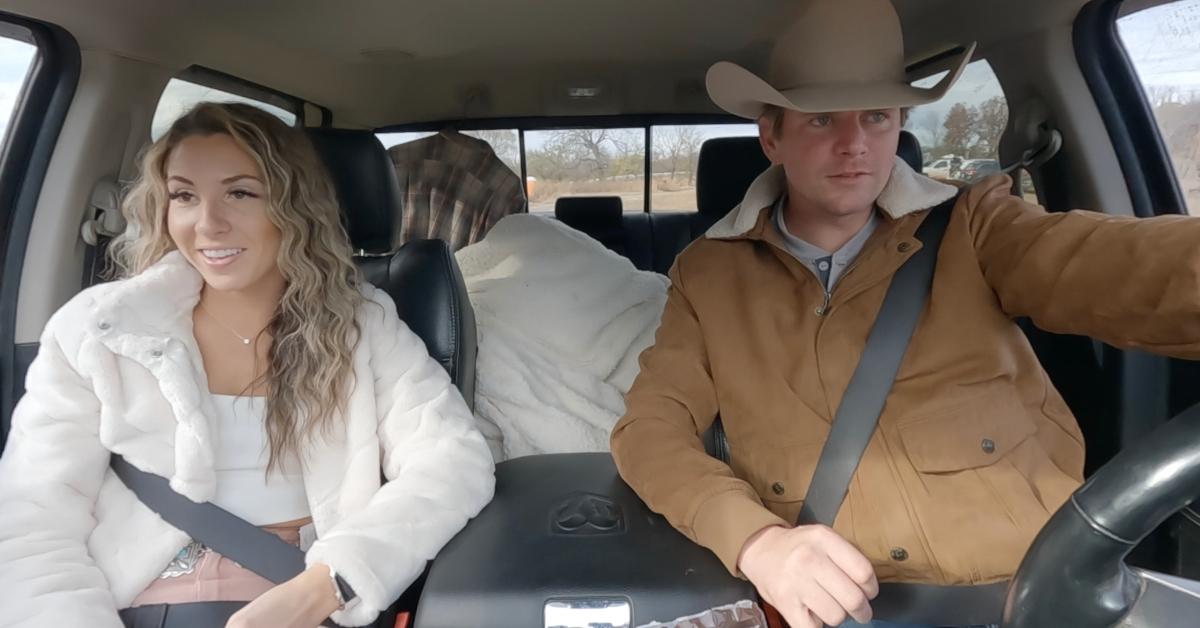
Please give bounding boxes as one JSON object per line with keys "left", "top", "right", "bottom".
{"left": 1004, "top": 402, "right": 1200, "bottom": 627}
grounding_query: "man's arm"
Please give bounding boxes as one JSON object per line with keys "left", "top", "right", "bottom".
{"left": 610, "top": 257, "right": 787, "bottom": 575}
{"left": 969, "top": 175, "right": 1200, "bottom": 358}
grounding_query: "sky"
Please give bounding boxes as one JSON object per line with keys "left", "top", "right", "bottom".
{"left": 0, "top": 37, "right": 35, "bottom": 143}
{"left": 1118, "top": 0, "right": 1200, "bottom": 97}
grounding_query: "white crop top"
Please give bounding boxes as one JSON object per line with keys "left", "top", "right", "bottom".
{"left": 210, "top": 394, "right": 310, "bottom": 526}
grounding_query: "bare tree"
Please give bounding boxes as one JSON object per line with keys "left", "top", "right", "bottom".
{"left": 655, "top": 126, "right": 705, "bottom": 180}
{"left": 558, "top": 129, "right": 613, "bottom": 179}
{"left": 975, "top": 96, "right": 1009, "bottom": 157}
{"left": 607, "top": 129, "right": 646, "bottom": 179}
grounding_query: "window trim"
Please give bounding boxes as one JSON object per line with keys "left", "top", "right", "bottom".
{"left": 1076, "top": 0, "right": 1187, "bottom": 217}
{"left": 905, "top": 45, "right": 973, "bottom": 83}
{"left": 0, "top": 11, "right": 81, "bottom": 446}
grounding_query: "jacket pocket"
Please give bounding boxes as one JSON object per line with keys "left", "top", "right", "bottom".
{"left": 898, "top": 391, "right": 1038, "bottom": 473}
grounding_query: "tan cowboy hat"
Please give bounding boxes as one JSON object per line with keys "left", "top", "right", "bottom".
{"left": 706, "top": 0, "right": 977, "bottom": 119}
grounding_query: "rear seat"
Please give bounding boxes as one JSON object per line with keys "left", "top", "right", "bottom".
{"left": 554, "top": 196, "right": 653, "bottom": 271}
{"left": 648, "top": 137, "right": 772, "bottom": 273}
{"left": 557, "top": 130, "right": 926, "bottom": 275}
{"left": 306, "top": 128, "right": 478, "bottom": 407}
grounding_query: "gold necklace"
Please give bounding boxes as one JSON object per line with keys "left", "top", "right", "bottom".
{"left": 197, "top": 301, "right": 265, "bottom": 347}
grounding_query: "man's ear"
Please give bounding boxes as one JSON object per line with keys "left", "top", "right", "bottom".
{"left": 757, "top": 116, "right": 780, "bottom": 165}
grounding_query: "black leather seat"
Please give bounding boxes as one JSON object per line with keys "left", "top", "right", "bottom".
{"left": 646, "top": 137, "right": 771, "bottom": 274}
{"left": 306, "top": 127, "right": 403, "bottom": 255}
{"left": 555, "top": 196, "right": 627, "bottom": 257}
{"left": 897, "top": 129, "right": 923, "bottom": 173}
{"left": 306, "top": 128, "right": 477, "bottom": 408}
{"left": 554, "top": 196, "right": 653, "bottom": 271}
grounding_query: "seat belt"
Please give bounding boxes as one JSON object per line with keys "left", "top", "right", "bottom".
{"left": 795, "top": 194, "right": 954, "bottom": 526}
{"left": 110, "top": 454, "right": 308, "bottom": 584}
{"left": 795, "top": 193, "right": 1008, "bottom": 627}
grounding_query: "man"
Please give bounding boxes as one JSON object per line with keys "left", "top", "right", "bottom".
{"left": 609, "top": 1, "right": 1200, "bottom": 627}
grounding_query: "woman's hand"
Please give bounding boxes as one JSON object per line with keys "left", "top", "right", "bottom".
{"left": 226, "top": 563, "right": 342, "bottom": 628}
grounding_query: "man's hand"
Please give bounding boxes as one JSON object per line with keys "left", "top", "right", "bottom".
{"left": 225, "top": 564, "right": 341, "bottom": 628}
{"left": 738, "top": 524, "right": 879, "bottom": 628}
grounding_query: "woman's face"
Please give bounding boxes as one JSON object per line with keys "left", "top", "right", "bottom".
{"left": 165, "top": 133, "right": 284, "bottom": 295}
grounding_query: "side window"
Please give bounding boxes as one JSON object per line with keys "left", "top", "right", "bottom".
{"left": 650, "top": 123, "right": 758, "bottom": 212}
{"left": 904, "top": 59, "right": 1009, "bottom": 183}
{"left": 1117, "top": 0, "right": 1200, "bottom": 215}
{"left": 0, "top": 35, "right": 36, "bottom": 146}
{"left": 0, "top": 28, "right": 40, "bottom": 281}
{"left": 526, "top": 128, "right": 645, "bottom": 214}
{"left": 152, "top": 76, "right": 298, "bottom": 140}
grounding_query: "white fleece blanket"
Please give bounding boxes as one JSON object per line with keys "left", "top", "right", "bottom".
{"left": 455, "top": 214, "right": 669, "bottom": 460}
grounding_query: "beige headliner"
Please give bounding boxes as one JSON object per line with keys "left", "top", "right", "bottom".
{"left": 1, "top": 0, "right": 1088, "bottom": 127}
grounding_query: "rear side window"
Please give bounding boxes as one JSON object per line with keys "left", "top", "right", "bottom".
{"left": 1117, "top": 0, "right": 1200, "bottom": 215}
{"left": 904, "top": 59, "right": 1008, "bottom": 183}
{"left": 526, "top": 127, "right": 645, "bottom": 214}
{"left": 152, "top": 76, "right": 298, "bottom": 140}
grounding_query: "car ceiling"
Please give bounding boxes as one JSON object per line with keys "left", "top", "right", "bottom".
{"left": 0, "top": 0, "right": 1091, "bottom": 128}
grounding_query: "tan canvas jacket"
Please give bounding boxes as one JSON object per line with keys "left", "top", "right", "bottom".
{"left": 612, "top": 158, "right": 1200, "bottom": 585}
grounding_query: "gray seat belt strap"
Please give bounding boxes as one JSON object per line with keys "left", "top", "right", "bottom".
{"left": 797, "top": 196, "right": 955, "bottom": 527}
{"left": 793, "top": 195, "right": 1008, "bottom": 627}
{"left": 110, "top": 454, "right": 307, "bottom": 584}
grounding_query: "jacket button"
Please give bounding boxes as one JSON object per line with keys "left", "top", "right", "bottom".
{"left": 771, "top": 482, "right": 786, "bottom": 496}
{"left": 97, "top": 321, "right": 111, "bottom": 330}
{"left": 890, "top": 547, "right": 909, "bottom": 561}
{"left": 814, "top": 306, "right": 825, "bottom": 317}
{"left": 981, "top": 438, "right": 996, "bottom": 454}
{"left": 897, "top": 242, "right": 912, "bottom": 253}
{"left": 150, "top": 350, "right": 163, "bottom": 358}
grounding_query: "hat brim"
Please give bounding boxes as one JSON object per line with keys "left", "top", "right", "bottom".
{"left": 706, "top": 42, "right": 977, "bottom": 119}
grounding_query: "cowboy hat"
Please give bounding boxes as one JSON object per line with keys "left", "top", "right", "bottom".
{"left": 706, "top": 0, "right": 976, "bottom": 119}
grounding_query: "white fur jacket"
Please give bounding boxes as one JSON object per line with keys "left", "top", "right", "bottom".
{"left": 0, "top": 251, "right": 496, "bottom": 627}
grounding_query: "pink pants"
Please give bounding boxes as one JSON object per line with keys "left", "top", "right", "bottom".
{"left": 129, "top": 519, "right": 307, "bottom": 606}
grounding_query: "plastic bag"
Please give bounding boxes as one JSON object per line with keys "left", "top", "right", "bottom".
{"left": 637, "top": 599, "right": 768, "bottom": 628}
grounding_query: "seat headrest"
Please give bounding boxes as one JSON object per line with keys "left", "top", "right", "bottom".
{"left": 898, "top": 130, "right": 923, "bottom": 174}
{"left": 305, "top": 128, "right": 401, "bottom": 254}
{"left": 554, "top": 196, "right": 626, "bottom": 255}
{"left": 695, "top": 131, "right": 929, "bottom": 218}
{"left": 695, "top": 137, "right": 771, "bottom": 218}
{"left": 555, "top": 196, "right": 623, "bottom": 224}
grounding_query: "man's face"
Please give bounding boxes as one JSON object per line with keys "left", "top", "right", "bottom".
{"left": 758, "top": 108, "right": 902, "bottom": 218}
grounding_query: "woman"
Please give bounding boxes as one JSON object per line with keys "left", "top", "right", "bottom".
{"left": 0, "top": 102, "right": 495, "bottom": 627}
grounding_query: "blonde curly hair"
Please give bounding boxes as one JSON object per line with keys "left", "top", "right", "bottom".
{"left": 110, "top": 102, "right": 363, "bottom": 472}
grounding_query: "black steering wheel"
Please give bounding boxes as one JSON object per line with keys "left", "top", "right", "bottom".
{"left": 1004, "top": 402, "right": 1200, "bottom": 627}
